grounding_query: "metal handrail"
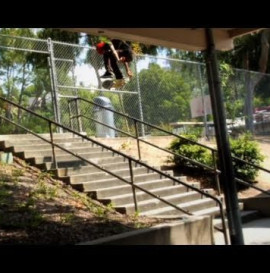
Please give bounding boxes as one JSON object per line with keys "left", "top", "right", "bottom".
{"left": 69, "top": 96, "right": 270, "bottom": 197}
{"left": 69, "top": 97, "right": 221, "bottom": 192}
{"left": 0, "top": 96, "right": 228, "bottom": 244}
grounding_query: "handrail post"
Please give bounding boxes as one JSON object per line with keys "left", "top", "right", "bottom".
{"left": 68, "top": 100, "right": 73, "bottom": 130}
{"left": 134, "top": 120, "right": 141, "bottom": 160}
{"left": 128, "top": 158, "right": 138, "bottom": 212}
{"left": 49, "top": 121, "right": 58, "bottom": 169}
{"left": 212, "top": 150, "right": 221, "bottom": 195}
{"left": 218, "top": 201, "right": 230, "bottom": 245}
{"left": 75, "top": 98, "right": 83, "bottom": 133}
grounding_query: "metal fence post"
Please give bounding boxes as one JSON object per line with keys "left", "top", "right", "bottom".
{"left": 47, "top": 56, "right": 58, "bottom": 124}
{"left": 198, "top": 64, "right": 209, "bottom": 140}
{"left": 47, "top": 38, "right": 62, "bottom": 133}
{"left": 134, "top": 55, "right": 145, "bottom": 137}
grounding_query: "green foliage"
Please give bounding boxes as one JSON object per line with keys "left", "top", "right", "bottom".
{"left": 150, "top": 123, "right": 173, "bottom": 136}
{"left": 60, "top": 213, "right": 76, "bottom": 224}
{"left": 185, "top": 126, "right": 203, "bottom": 138}
{"left": 0, "top": 182, "right": 12, "bottom": 206}
{"left": 12, "top": 168, "right": 24, "bottom": 177}
{"left": 219, "top": 62, "right": 244, "bottom": 120}
{"left": 0, "top": 179, "right": 44, "bottom": 228}
{"left": 169, "top": 134, "right": 213, "bottom": 168}
{"left": 167, "top": 50, "right": 204, "bottom": 63}
{"left": 31, "top": 180, "right": 58, "bottom": 200}
{"left": 37, "top": 28, "right": 80, "bottom": 44}
{"left": 130, "top": 210, "right": 147, "bottom": 229}
{"left": 169, "top": 133, "right": 264, "bottom": 191}
{"left": 0, "top": 29, "right": 56, "bottom": 135}
{"left": 230, "top": 133, "right": 264, "bottom": 187}
{"left": 93, "top": 206, "right": 107, "bottom": 218}
{"left": 254, "top": 75, "right": 270, "bottom": 105}
{"left": 125, "top": 63, "right": 192, "bottom": 125}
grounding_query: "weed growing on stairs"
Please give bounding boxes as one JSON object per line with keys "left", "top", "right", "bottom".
{"left": 106, "top": 202, "right": 114, "bottom": 211}
{"left": 0, "top": 181, "right": 12, "bottom": 206}
{"left": 120, "top": 140, "right": 132, "bottom": 151}
{"left": 11, "top": 169, "right": 24, "bottom": 177}
{"left": 130, "top": 210, "right": 147, "bottom": 228}
{"left": 94, "top": 206, "right": 107, "bottom": 217}
{"left": 60, "top": 213, "right": 76, "bottom": 224}
{"left": 71, "top": 190, "right": 103, "bottom": 214}
{"left": 31, "top": 180, "right": 58, "bottom": 200}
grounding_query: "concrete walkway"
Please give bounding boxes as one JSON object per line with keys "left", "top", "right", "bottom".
{"left": 214, "top": 217, "right": 270, "bottom": 245}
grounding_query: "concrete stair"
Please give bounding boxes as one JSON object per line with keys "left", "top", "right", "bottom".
{"left": 0, "top": 133, "right": 222, "bottom": 219}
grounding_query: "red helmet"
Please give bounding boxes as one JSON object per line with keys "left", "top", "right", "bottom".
{"left": 96, "top": 42, "right": 105, "bottom": 54}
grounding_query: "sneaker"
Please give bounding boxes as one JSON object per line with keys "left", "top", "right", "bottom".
{"left": 100, "top": 72, "right": 113, "bottom": 78}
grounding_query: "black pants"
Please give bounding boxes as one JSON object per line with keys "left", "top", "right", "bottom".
{"left": 103, "top": 51, "right": 123, "bottom": 79}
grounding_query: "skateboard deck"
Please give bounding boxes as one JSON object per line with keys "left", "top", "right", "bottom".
{"left": 101, "top": 78, "right": 128, "bottom": 90}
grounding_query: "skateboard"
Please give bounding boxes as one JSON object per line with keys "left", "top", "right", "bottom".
{"left": 101, "top": 78, "right": 128, "bottom": 90}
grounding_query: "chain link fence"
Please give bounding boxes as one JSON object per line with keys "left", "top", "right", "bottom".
{"left": 1, "top": 34, "right": 270, "bottom": 137}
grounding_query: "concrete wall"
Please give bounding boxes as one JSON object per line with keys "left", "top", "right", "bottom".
{"left": 79, "top": 216, "right": 214, "bottom": 245}
{"left": 241, "top": 195, "right": 270, "bottom": 216}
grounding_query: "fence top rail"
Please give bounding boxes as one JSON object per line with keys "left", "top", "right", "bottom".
{"left": 0, "top": 45, "right": 48, "bottom": 54}
{"left": 136, "top": 53, "right": 205, "bottom": 65}
{"left": 52, "top": 39, "right": 93, "bottom": 50}
{"left": 0, "top": 33, "right": 47, "bottom": 43}
{"left": 58, "top": 85, "right": 138, "bottom": 95}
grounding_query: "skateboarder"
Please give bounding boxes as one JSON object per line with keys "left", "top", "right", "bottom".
{"left": 96, "top": 38, "right": 133, "bottom": 87}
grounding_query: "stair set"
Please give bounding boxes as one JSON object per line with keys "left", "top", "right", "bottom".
{"left": 0, "top": 133, "right": 256, "bottom": 225}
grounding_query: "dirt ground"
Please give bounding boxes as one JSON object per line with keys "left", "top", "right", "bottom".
{"left": 0, "top": 157, "right": 165, "bottom": 245}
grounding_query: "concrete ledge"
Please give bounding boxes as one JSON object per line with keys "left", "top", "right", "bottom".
{"left": 78, "top": 215, "right": 213, "bottom": 245}
{"left": 241, "top": 195, "right": 270, "bottom": 216}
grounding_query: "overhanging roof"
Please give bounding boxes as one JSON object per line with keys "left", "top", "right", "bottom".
{"left": 62, "top": 28, "right": 263, "bottom": 51}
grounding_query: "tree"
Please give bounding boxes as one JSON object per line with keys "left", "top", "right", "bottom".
{"left": 37, "top": 29, "right": 80, "bottom": 44}
{"left": 218, "top": 32, "right": 263, "bottom": 133}
{"left": 0, "top": 28, "right": 36, "bottom": 124}
{"left": 124, "top": 63, "right": 192, "bottom": 126}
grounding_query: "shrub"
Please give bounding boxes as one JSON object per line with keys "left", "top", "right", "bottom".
{"left": 169, "top": 133, "right": 264, "bottom": 191}
{"left": 230, "top": 133, "right": 264, "bottom": 189}
{"left": 168, "top": 134, "right": 213, "bottom": 169}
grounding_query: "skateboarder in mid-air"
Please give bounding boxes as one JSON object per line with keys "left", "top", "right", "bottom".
{"left": 96, "top": 38, "right": 133, "bottom": 88}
